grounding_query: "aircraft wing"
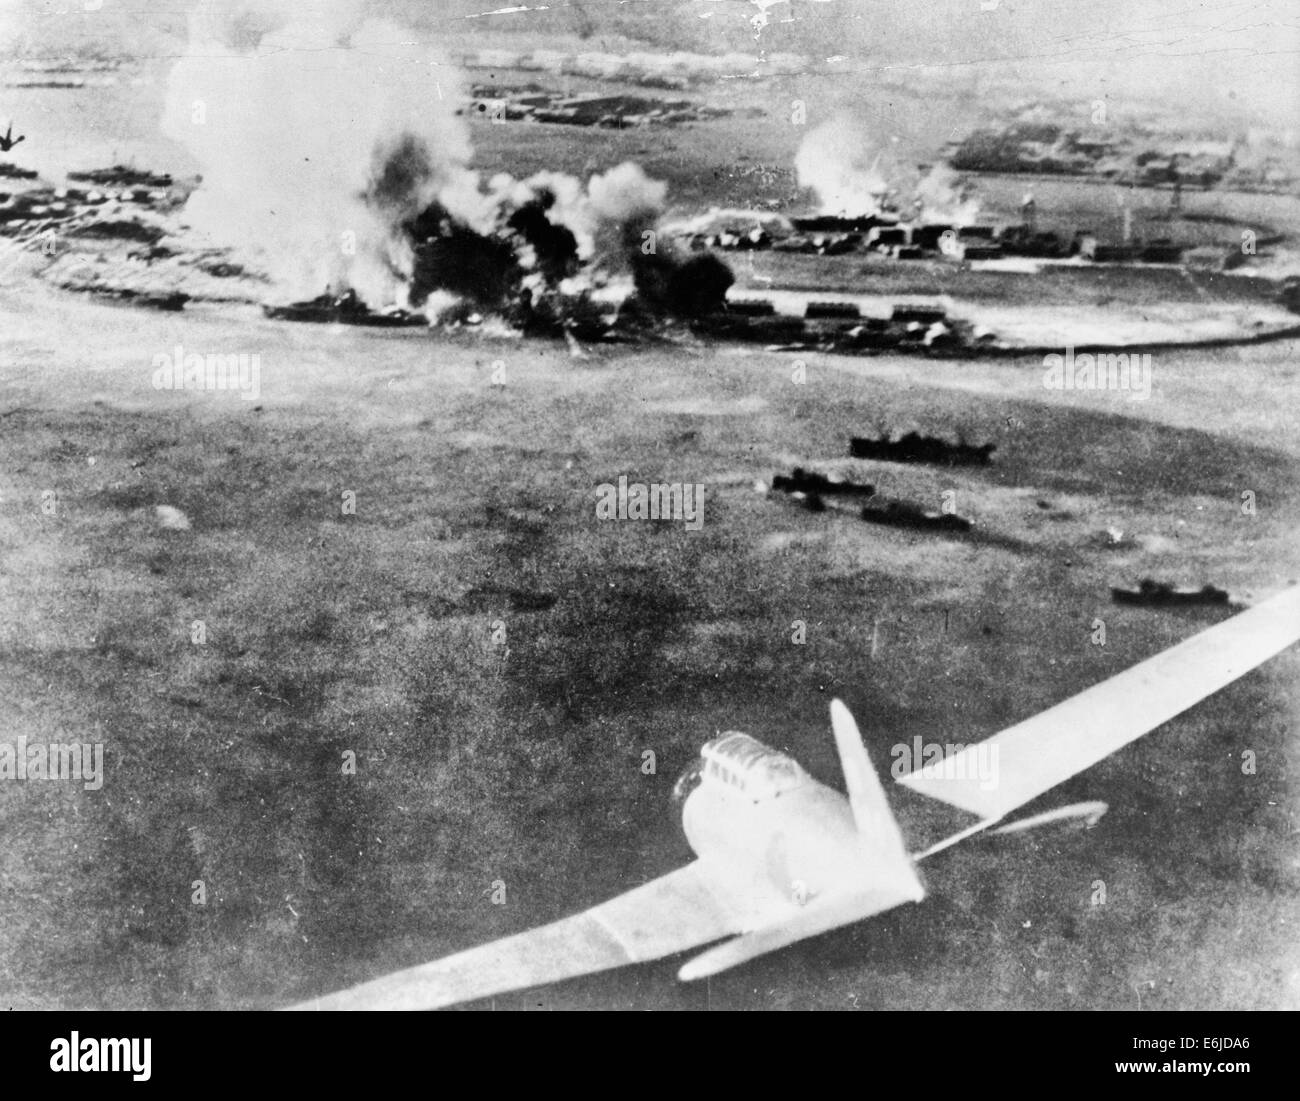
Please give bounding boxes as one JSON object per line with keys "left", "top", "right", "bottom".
{"left": 897, "top": 585, "right": 1300, "bottom": 822}
{"left": 678, "top": 880, "right": 923, "bottom": 980}
{"left": 287, "top": 859, "right": 781, "bottom": 1010}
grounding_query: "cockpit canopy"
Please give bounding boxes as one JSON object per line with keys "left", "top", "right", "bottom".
{"left": 699, "top": 732, "right": 808, "bottom": 800}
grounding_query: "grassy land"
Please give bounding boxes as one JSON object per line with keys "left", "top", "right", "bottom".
{"left": 730, "top": 251, "right": 1279, "bottom": 302}
{"left": 1, "top": 57, "right": 1298, "bottom": 1011}
{"left": 1, "top": 282, "right": 1297, "bottom": 1009}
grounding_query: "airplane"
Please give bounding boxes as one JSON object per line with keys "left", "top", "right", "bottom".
{"left": 0, "top": 123, "right": 24, "bottom": 152}
{"left": 288, "top": 583, "right": 1300, "bottom": 1010}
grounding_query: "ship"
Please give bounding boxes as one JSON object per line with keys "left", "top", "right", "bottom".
{"left": 262, "top": 289, "right": 428, "bottom": 327}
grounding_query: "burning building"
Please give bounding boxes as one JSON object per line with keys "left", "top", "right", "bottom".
{"left": 159, "top": 1, "right": 723, "bottom": 333}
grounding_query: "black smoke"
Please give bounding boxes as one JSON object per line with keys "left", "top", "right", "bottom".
{"left": 631, "top": 248, "right": 734, "bottom": 318}
{"left": 364, "top": 133, "right": 731, "bottom": 323}
{"left": 404, "top": 202, "right": 521, "bottom": 309}
{"left": 506, "top": 189, "right": 579, "bottom": 285}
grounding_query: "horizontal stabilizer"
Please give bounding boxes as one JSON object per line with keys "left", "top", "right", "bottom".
{"left": 991, "top": 801, "right": 1108, "bottom": 835}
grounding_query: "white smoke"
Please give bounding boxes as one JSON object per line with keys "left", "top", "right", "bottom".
{"left": 913, "top": 163, "right": 980, "bottom": 226}
{"left": 163, "top": 0, "right": 475, "bottom": 304}
{"left": 585, "top": 162, "right": 667, "bottom": 268}
{"left": 160, "top": 2, "right": 674, "bottom": 311}
{"left": 795, "top": 116, "right": 979, "bottom": 225}
{"left": 794, "top": 117, "right": 891, "bottom": 217}
{"left": 480, "top": 161, "right": 667, "bottom": 278}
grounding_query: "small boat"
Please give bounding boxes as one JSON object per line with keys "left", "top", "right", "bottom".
{"left": 1111, "top": 580, "right": 1232, "bottom": 607}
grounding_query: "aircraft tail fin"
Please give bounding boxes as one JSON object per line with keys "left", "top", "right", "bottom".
{"left": 674, "top": 702, "right": 924, "bottom": 985}
{"left": 830, "top": 698, "right": 916, "bottom": 873}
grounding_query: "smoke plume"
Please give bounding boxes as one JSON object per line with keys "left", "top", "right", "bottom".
{"left": 912, "top": 163, "right": 980, "bottom": 226}
{"left": 795, "top": 116, "right": 979, "bottom": 225}
{"left": 795, "top": 118, "right": 891, "bottom": 218}
{"left": 163, "top": 1, "right": 475, "bottom": 304}
{"left": 162, "top": 2, "right": 706, "bottom": 322}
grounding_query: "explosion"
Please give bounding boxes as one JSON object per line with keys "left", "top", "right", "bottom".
{"left": 794, "top": 118, "right": 892, "bottom": 218}
{"left": 402, "top": 161, "right": 695, "bottom": 322}
{"left": 912, "top": 163, "right": 980, "bottom": 227}
{"left": 164, "top": 2, "right": 722, "bottom": 324}
{"left": 795, "top": 116, "right": 980, "bottom": 226}
{"left": 163, "top": 0, "right": 476, "bottom": 305}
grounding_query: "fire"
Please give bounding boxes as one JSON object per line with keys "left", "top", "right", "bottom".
{"left": 795, "top": 115, "right": 980, "bottom": 226}
{"left": 162, "top": 2, "right": 721, "bottom": 323}
{"left": 163, "top": 1, "right": 475, "bottom": 305}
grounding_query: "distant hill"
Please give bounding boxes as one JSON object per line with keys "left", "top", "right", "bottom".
{"left": 3, "top": 0, "right": 1294, "bottom": 130}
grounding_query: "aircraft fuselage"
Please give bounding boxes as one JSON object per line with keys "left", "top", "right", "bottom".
{"left": 681, "top": 775, "right": 866, "bottom": 906}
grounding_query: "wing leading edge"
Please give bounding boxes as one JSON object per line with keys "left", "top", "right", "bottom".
{"left": 897, "top": 585, "right": 1300, "bottom": 821}
{"left": 287, "top": 859, "right": 772, "bottom": 1011}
